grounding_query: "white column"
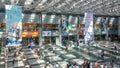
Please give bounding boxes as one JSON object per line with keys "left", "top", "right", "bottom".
{"left": 39, "top": 28, "right": 42, "bottom": 46}
{"left": 77, "top": 16, "right": 79, "bottom": 41}
{"left": 59, "top": 16, "right": 62, "bottom": 46}
{"left": 39, "top": 13, "right": 42, "bottom": 46}
{"left": 59, "top": 28, "right": 62, "bottom": 46}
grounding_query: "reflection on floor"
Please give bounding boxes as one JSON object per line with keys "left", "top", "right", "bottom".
{"left": 0, "top": 41, "right": 120, "bottom": 68}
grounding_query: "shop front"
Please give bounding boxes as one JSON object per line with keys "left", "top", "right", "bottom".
{"left": 22, "top": 23, "right": 40, "bottom": 46}
{"left": 61, "top": 15, "right": 78, "bottom": 44}
{"left": 42, "top": 24, "right": 59, "bottom": 45}
{"left": 0, "top": 23, "right": 6, "bottom": 47}
{"left": 41, "top": 14, "right": 60, "bottom": 45}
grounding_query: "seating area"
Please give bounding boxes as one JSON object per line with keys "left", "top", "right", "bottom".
{"left": 0, "top": 41, "right": 120, "bottom": 68}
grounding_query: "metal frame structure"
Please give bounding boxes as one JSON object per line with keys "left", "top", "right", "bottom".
{"left": 0, "top": 0, "right": 120, "bottom": 16}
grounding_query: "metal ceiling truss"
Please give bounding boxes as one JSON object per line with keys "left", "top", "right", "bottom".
{"left": 0, "top": 0, "right": 120, "bottom": 16}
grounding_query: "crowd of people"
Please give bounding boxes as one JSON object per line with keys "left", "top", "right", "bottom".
{"left": 65, "top": 59, "right": 115, "bottom": 68}
{"left": 3, "top": 39, "right": 120, "bottom": 68}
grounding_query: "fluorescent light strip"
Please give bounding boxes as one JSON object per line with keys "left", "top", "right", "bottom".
{"left": 109, "top": 18, "right": 115, "bottom": 24}
{"left": 24, "top": 0, "right": 34, "bottom": 5}
{"left": 1, "top": 0, "right": 5, "bottom": 3}
{"left": 42, "top": 14, "right": 46, "bottom": 21}
{"left": 47, "top": 0, "right": 60, "bottom": 7}
{"left": 50, "top": 15, "right": 55, "bottom": 23}
{"left": 38, "top": 0, "right": 47, "bottom": 6}
{"left": 96, "top": 17, "right": 101, "bottom": 24}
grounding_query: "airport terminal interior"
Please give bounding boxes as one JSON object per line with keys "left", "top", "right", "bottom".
{"left": 0, "top": 0, "right": 120, "bottom": 68}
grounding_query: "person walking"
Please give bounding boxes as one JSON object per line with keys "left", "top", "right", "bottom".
{"left": 90, "top": 62, "right": 93, "bottom": 68}
{"left": 0, "top": 47, "right": 1, "bottom": 54}
{"left": 12, "top": 59, "right": 15, "bottom": 65}
{"left": 110, "top": 60, "right": 114, "bottom": 68}
{"left": 82, "top": 59, "right": 88, "bottom": 68}
{"left": 104, "top": 64, "right": 108, "bottom": 68}
{"left": 86, "top": 60, "right": 90, "bottom": 68}
{"left": 95, "top": 61, "right": 99, "bottom": 68}
{"left": 114, "top": 43, "right": 118, "bottom": 55}
{"left": 101, "top": 50, "right": 104, "bottom": 60}
{"left": 65, "top": 44, "right": 68, "bottom": 51}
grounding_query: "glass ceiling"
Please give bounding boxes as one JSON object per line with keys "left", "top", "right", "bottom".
{"left": 0, "top": 0, "right": 120, "bottom": 16}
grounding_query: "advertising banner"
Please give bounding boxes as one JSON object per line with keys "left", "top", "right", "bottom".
{"left": 100, "top": 17, "right": 109, "bottom": 34}
{"left": 84, "top": 12, "right": 94, "bottom": 43}
{"left": 62, "top": 32, "right": 68, "bottom": 36}
{"left": 62, "top": 15, "right": 68, "bottom": 32}
{"left": 52, "top": 31, "right": 59, "bottom": 36}
{"left": 22, "top": 31, "right": 39, "bottom": 37}
{"left": 79, "top": 30, "right": 84, "bottom": 36}
{"left": 94, "top": 17, "right": 101, "bottom": 35}
{"left": 42, "top": 31, "right": 51, "bottom": 36}
{"left": 5, "top": 5, "right": 22, "bottom": 46}
{"left": 68, "top": 16, "right": 78, "bottom": 32}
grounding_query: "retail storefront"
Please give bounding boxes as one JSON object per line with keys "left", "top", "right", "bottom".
{"left": 0, "top": 12, "right": 119, "bottom": 47}
{"left": 42, "top": 14, "right": 60, "bottom": 45}
{"left": 79, "top": 16, "right": 84, "bottom": 39}
{"left": 22, "top": 14, "right": 40, "bottom": 46}
{"left": 0, "top": 23, "right": 6, "bottom": 47}
{"left": 61, "top": 15, "right": 78, "bottom": 42}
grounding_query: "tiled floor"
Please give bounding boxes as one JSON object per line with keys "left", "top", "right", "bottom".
{"left": 0, "top": 41, "right": 120, "bottom": 68}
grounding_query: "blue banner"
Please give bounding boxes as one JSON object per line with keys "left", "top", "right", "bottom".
{"left": 62, "top": 32, "right": 68, "bottom": 36}
{"left": 5, "top": 5, "right": 22, "bottom": 46}
{"left": 84, "top": 12, "right": 94, "bottom": 43}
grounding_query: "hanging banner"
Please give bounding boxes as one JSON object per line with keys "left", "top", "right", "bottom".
{"left": 68, "top": 16, "right": 78, "bottom": 31}
{"left": 5, "top": 5, "right": 22, "bottom": 46}
{"left": 84, "top": 12, "right": 94, "bottom": 43}
{"left": 94, "top": 27, "right": 101, "bottom": 35}
{"left": 62, "top": 15, "right": 68, "bottom": 32}
{"left": 100, "top": 17, "right": 109, "bottom": 34}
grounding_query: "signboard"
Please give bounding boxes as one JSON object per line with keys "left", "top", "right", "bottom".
{"left": 22, "top": 31, "right": 39, "bottom": 37}
{"left": 0, "top": 23, "right": 6, "bottom": 32}
{"left": 84, "top": 12, "right": 94, "bottom": 43}
{"left": 56, "top": 37, "right": 60, "bottom": 45}
{"left": 43, "top": 24, "right": 59, "bottom": 28}
{"left": 69, "top": 32, "right": 77, "bottom": 35}
{"left": 68, "top": 16, "right": 78, "bottom": 32}
{"left": 42, "top": 31, "right": 51, "bottom": 36}
{"left": 52, "top": 31, "right": 59, "bottom": 36}
{"left": 79, "top": 30, "right": 84, "bottom": 36}
{"left": 94, "top": 24, "right": 101, "bottom": 35}
{"left": 100, "top": 17, "right": 109, "bottom": 34}
{"left": 62, "top": 32, "right": 68, "bottom": 36}
{"left": 5, "top": 5, "right": 22, "bottom": 46}
{"left": 61, "top": 15, "right": 69, "bottom": 32}
{"left": 0, "top": 32, "right": 6, "bottom": 38}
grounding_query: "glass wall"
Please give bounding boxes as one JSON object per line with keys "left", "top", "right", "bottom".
{"left": 42, "top": 14, "right": 60, "bottom": 45}
{"left": 0, "top": 12, "right": 119, "bottom": 47}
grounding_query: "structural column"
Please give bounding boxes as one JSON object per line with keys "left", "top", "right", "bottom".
{"left": 39, "top": 13, "right": 42, "bottom": 46}
{"left": 77, "top": 16, "right": 79, "bottom": 41}
{"left": 59, "top": 15, "right": 62, "bottom": 46}
{"left": 118, "top": 17, "right": 120, "bottom": 40}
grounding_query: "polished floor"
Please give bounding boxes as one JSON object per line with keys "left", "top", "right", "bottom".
{"left": 0, "top": 41, "right": 120, "bottom": 68}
